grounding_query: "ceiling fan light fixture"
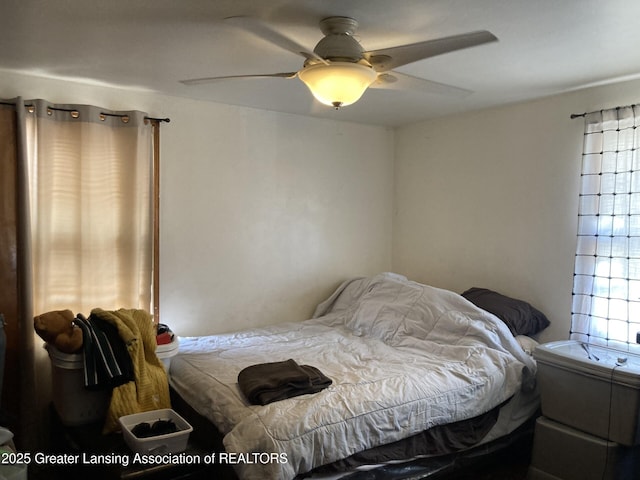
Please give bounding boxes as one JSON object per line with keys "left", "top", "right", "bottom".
{"left": 298, "top": 62, "right": 377, "bottom": 109}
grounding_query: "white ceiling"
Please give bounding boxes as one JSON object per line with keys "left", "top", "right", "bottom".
{"left": 2, "top": 0, "right": 640, "bottom": 127}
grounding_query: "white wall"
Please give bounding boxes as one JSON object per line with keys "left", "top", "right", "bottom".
{"left": 393, "top": 77, "right": 640, "bottom": 343}
{"left": 160, "top": 96, "right": 394, "bottom": 335}
{"left": 0, "top": 71, "right": 395, "bottom": 336}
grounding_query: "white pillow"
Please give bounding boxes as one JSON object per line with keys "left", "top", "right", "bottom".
{"left": 516, "top": 335, "right": 539, "bottom": 356}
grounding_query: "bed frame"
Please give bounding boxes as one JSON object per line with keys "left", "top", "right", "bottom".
{"left": 169, "top": 387, "right": 537, "bottom": 480}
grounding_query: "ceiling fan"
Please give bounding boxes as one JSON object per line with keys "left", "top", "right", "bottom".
{"left": 181, "top": 16, "right": 498, "bottom": 109}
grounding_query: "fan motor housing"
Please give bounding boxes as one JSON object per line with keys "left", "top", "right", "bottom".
{"left": 312, "top": 17, "right": 365, "bottom": 63}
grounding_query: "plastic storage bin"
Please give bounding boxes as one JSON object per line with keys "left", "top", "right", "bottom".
{"left": 534, "top": 340, "right": 640, "bottom": 445}
{"left": 45, "top": 343, "right": 110, "bottom": 426}
{"left": 528, "top": 416, "right": 640, "bottom": 480}
{"left": 118, "top": 408, "right": 192, "bottom": 455}
{"left": 0, "top": 463, "right": 27, "bottom": 480}
{"left": 0, "top": 429, "right": 26, "bottom": 480}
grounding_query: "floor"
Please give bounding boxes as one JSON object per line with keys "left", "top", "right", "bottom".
{"left": 449, "top": 458, "right": 529, "bottom": 480}
{"left": 430, "top": 429, "right": 532, "bottom": 480}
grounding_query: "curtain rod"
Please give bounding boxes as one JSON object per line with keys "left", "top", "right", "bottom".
{"left": 570, "top": 103, "right": 639, "bottom": 119}
{"left": 146, "top": 116, "right": 171, "bottom": 123}
{"left": 0, "top": 101, "right": 169, "bottom": 122}
{"left": 94, "top": 110, "right": 170, "bottom": 123}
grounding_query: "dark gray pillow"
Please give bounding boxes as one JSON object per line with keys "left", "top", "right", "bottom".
{"left": 461, "top": 287, "right": 550, "bottom": 336}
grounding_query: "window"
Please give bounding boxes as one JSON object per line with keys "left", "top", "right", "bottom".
{"left": 571, "top": 105, "right": 640, "bottom": 349}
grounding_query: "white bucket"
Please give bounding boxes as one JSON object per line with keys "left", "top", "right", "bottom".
{"left": 156, "top": 337, "right": 179, "bottom": 371}
{"left": 45, "top": 343, "right": 110, "bottom": 426}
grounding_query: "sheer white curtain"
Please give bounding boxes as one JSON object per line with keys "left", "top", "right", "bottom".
{"left": 571, "top": 105, "right": 640, "bottom": 350}
{"left": 26, "top": 100, "right": 154, "bottom": 315}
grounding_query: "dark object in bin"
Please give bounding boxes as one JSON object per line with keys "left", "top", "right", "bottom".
{"left": 131, "top": 419, "right": 178, "bottom": 438}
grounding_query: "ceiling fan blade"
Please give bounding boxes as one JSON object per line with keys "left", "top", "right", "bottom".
{"left": 224, "top": 16, "right": 328, "bottom": 65}
{"left": 370, "top": 71, "right": 473, "bottom": 96}
{"left": 181, "top": 72, "right": 298, "bottom": 86}
{"left": 365, "top": 30, "right": 497, "bottom": 72}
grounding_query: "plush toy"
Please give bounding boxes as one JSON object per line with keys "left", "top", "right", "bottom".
{"left": 33, "top": 309, "right": 83, "bottom": 353}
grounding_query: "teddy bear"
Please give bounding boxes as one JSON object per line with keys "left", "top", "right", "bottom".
{"left": 33, "top": 309, "right": 83, "bottom": 353}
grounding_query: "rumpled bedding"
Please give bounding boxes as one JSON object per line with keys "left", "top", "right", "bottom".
{"left": 169, "top": 273, "right": 537, "bottom": 480}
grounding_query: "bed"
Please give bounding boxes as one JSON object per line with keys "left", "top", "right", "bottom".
{"left": 168, "top": 273, "right": 545, "bottom": 480}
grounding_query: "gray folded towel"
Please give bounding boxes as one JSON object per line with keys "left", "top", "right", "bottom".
{"left": 238, "top": 359, "right": 332, "bottom": 405}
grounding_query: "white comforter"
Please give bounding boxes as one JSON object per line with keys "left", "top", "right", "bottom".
{"left": 169, "top": 273, "right": 537, "bottom": 480}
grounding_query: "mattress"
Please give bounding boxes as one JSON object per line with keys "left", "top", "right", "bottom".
{"left": 169, "top": 273, "right": 539, "bottom": 480}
